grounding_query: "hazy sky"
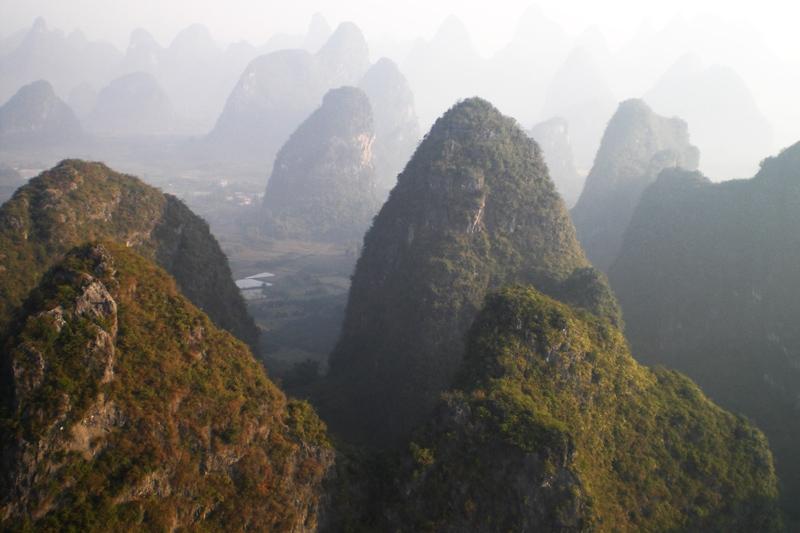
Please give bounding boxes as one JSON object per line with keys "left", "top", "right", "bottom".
{"left": 1, "top": 0, "right": 798, "bottom": 60}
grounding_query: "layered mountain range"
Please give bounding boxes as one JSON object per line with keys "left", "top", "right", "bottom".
{"left": 571, "top": 99, "right": 700, "bottom": 272}
{"left": 261, "top": 87, "right": 380, "bottom": 243}
{"left": 321, "top": 98, "right": 782, "bottom": 532}
{"left": 610, "top": 142, "right": 800, "bottom": 522}
{"left": 0, "top": 160, "right": 258, "bottom": 348}
{"left": 208, "top": 23, "right": 370, "bottom": 166}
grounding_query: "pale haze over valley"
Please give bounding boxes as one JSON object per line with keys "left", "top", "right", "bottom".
{"left": 1, "top": 1, "right": 799, "bottom": 531}
{"left": 2, "top": 0, "right": 800, "bottom": 179}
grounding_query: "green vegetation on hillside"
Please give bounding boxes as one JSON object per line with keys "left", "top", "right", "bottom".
{"left": 384, "top": 286, "right": 781, "bottom": 532}
{"left": 326, "top": 97, "right": 620, "bottom": 446}
{"left": 0, "top": 242, "right": 332, "bottom": 531}
{"left": 0, "top": 159, "right": 258, "bottom": 348}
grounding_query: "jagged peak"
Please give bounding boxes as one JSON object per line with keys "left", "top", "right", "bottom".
{"left": 321, "top": 85, "right": 370, "bottom": 108}
{"left": 128, "top": 28, "right": 159, "bottom": 49}
{"left": 438, "top": 97, "right": 503, "bottom": 123}
{"left": 616, "top": 97, "right": 655, "bottom": 115}
{"left": 605, "top": 98, "right": 692, "bottom": 138}
{"left": 421, "top": 97, "right": 520, "bottom": 145}
{"left": 318, "top": 21, "right": 368, "bottom": 57}
{"left": 510, "top": 5, "right": 567, "bottom": 46}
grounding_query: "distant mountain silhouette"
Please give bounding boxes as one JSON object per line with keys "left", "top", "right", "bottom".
{"left": 645, "top": 55, "right": 773, "bottom": 179}
{"left": 0, "top": 18, "right": 121, "bottom": 104}
{"left": 572, "top": 99, "right": 699, "bottom": 272}
{"left": 208, "top": 22, "right": 370, "bottom": 168}
{"left": 530, "top": 117, "right": 582, "bottom": 207}
{"left": 541, "top": 46, "right": 616, "bottom": 170}
{"left": 0, "top": 79, "right": 84, "bottom": 148}
{"left": 359, "top": 58, "right": 421, "bottom": 194}
{"left": 87, "top": 72, "right": 174, "bottom": 135}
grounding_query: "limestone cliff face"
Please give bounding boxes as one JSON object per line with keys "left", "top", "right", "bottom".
{"left": 571, "top": 98, "right": 699, "bottom": 272}
{"left": 609, "top": 142, "right": 800, "bottom": 521}
{"left": 0, "top": 243, "right": 333, "bottom": 531}
{"left": 359, "top": 58, "right": 420, "bottom": 194}
{"left": 530, "top": 117, "right": 582, "bottom": 208}
{"left": 380, "top": 286, "right": 781, "bottom": 532}
{"left": 262, "top": 87, "right": 380, "bottom": 243}
{"left": 0, "top": 159, "right": 258, "bottom": 348}
{"left": 325, "top": 98, "right": 619, "bottom": 446}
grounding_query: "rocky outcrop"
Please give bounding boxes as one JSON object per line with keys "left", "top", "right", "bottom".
{"left": 0, "top": 159, "right": 258, "bottom": 349}
{"left": 0, "top": 243, "right": 333, "bottom": 530}
{"left": 530, "top": 117, "right": 582, "bottom": 207}
{"left": 358, "top": 58, "right": 420, "bottom": 194}
{"left": 571, "top": 98, "right": 699, "bottom": 272}
{"left": 262, "top": 87, "right": 380, "bottom": 243}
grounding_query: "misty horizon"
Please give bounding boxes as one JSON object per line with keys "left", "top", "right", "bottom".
{"left": 1, "top": 1, "right": 799, "bottom": 530}
{"left": 2, "top": 1, "right": 799, "bottom": 180}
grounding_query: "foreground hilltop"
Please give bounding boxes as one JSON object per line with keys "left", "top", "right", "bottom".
{"left": 0, "top": 243, "right": 332, "bottom": 530}
{"left": 379, "top": 286, "right": 781, "bottom": 531}
{"left": 610, "top": 142, "right": 800, "bottom": 522}
{"left": 0, "top": 160, "right": 258, "bottom": 348}
{"left": 571, "top": 99, "right": 699, "bottom": 272}
{"left": 325, "top": 98, "right": 620, "bottom": 446}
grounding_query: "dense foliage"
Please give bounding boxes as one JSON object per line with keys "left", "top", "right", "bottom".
{"left": 262, "top": 87, "right": 380, "bottom": 243}
{"left": 0, "top": 159, "right": 258, "bottom": 347}
{"left": 384, "top": 286, "right": 781, "bottom": 532}
{"left": 571, "top": 98, "right": 699, "bottom": 272}
{"left": 610, "top": 143, "right": 800, "bottom": 524}
{"left": 326, "top": 97, "right": 620, "bottom": 446}
{"left": 0, "top": 243, "right": 332, "bottom": 531}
